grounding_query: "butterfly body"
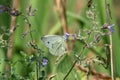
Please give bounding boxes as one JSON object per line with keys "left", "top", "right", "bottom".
{"left": 41, "top": 35, "right": 67, "bottom": 56}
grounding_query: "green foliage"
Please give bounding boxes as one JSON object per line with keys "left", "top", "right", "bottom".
{"left": 0, "top": 0, "right": 120, "bottom": 80}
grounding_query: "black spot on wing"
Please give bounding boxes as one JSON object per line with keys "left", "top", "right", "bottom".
{"left": 47, "top": 41, "right": 50, "bottom": 44}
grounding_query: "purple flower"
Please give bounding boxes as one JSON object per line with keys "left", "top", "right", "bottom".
{"left": 42, "top": 58, "right": 48, "bottom": 66}
{"left": 102, "top": 23, "right": 115, "bottom": 33}
{"left": 107, "top": 24, "right": 115, "bottom": 33}
{"left": 64, "top": 33, "right": 70, "bottom": 41}
{"left": 0, "top": 5, "right": 4, "bottom": 14}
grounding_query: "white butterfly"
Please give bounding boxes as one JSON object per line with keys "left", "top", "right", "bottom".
{"left": 41, "top": 34, "right": 68, "bottom": 56}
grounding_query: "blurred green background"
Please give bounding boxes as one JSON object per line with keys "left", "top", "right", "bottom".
{"left": 0, "top": 0, "right": 120, "bottom": 80}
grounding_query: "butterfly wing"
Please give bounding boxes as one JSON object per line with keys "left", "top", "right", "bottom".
{"left": 41, "top": 35, "right": 67, "bottom": 56}
{"left": 49, "top": 39, "right": 67, "bottom": 56}
{"left": 41, "top": 35, "right": 63, "bottom": 49}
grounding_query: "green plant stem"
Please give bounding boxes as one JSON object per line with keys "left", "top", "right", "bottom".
{"left": 63, "top": 33, "right": 91, "bottom": 80}
{"left": 22, "top": 15, "right": 34, "bottom": 42}
{"left": 109, "top": 33, "right": 115, "bottom": 80}
{"left": 63, "top": 60, "right": 77, "bottom": 80}
{"left": 105, "top": 0, "right": 115, "bottom": 79}
{"left": 36, "top": 62, "right": 39, "bottom": 80}
{"left": 63, "top": 44, "right": 86, "bottom": 80}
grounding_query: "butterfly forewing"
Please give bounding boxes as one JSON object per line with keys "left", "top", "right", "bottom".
{"left": 41, "top": 35, "right": 62, "bottom": 48}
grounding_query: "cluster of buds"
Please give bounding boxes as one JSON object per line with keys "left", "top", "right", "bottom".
{"left": 0, "top": 5, "right": 21, "bottom": 16}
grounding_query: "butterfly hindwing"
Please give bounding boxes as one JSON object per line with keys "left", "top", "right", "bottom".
{"left": 49, "top": 39, "right": 67, "bottom": 56}
{"left": 41, "top": 35, "right": 67, "bottom": 56}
